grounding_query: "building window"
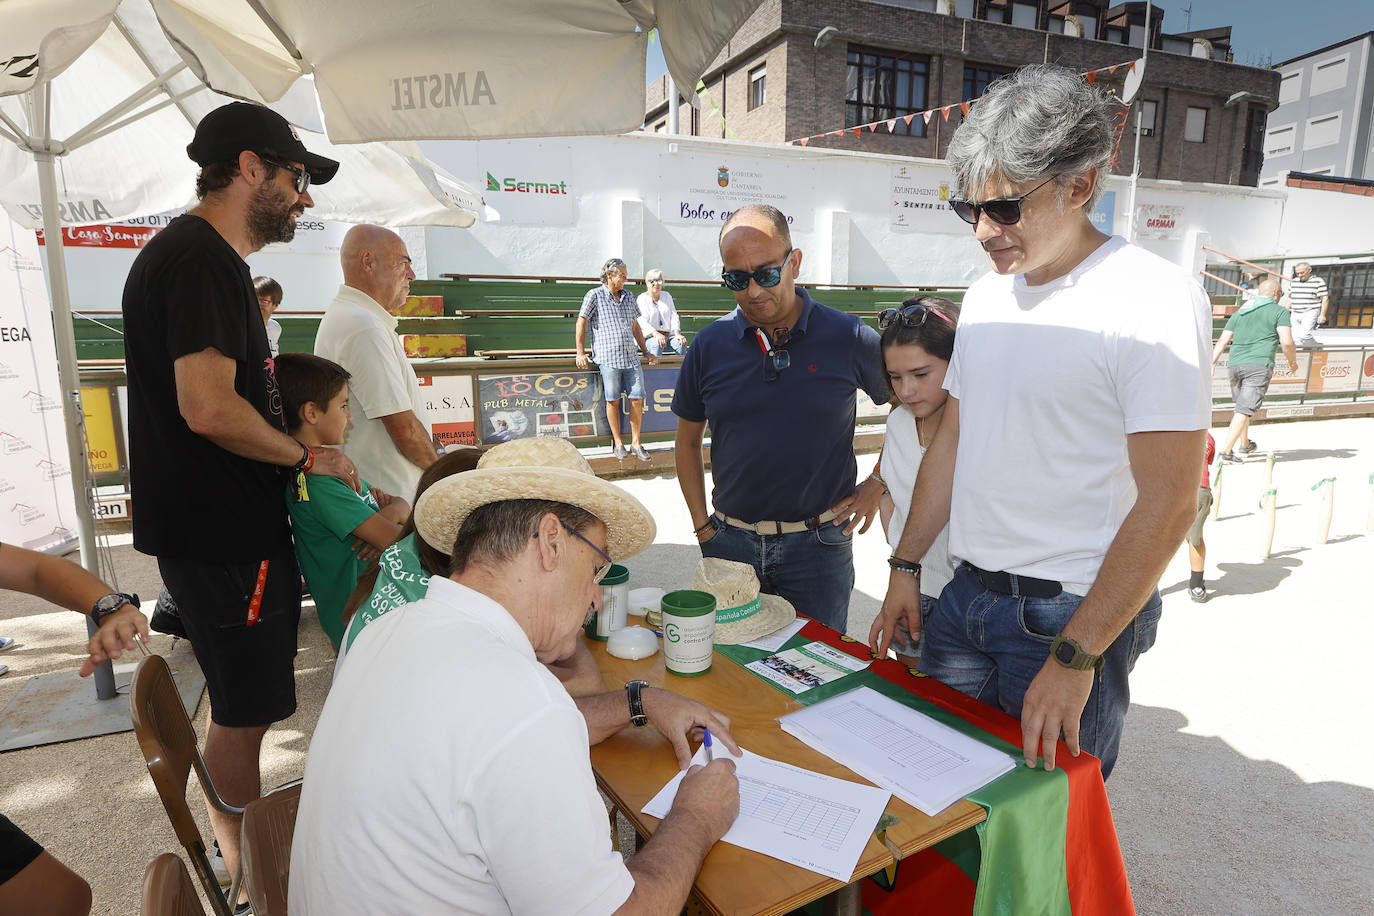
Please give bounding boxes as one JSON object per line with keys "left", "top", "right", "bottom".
{"left": 1326, "top": 262, "right": 1374, "bottom": 328}
{"left": 1076, "top": 14, "right": 1097, "bottom": 39}
{"left": 963, "top": 64, "right": 1012, "bottom": 101}
{"left": 983, "top": 2, "right": 1007, "bottom": 23}
{"left": 1047, "top": 15, "right": 1065, "bottom": 33}
{"left": 1241, "top": 106, "right": 1266, "bottom": 175}
{"left": 1304, "top": 113, "right": 1341, "bottom": 149}
{"left": 1128, "top": 24, "right": 1146, "bottom": 48}
{"left": 1278, "top": 70, "right": 1303, "bottom": 105}
{"left": 1161, "top": 37, "right": 1191, "bottom": 54}
{"left": 748, "top": 64, "right": 766, "bottom": 111}
{"left": 1011, "top": 3, "right": 1037, "bottom": 27}
{"left": 1134, "top": 100, "right": 1157, "bottom": 137}
{"left": 845, "top": 46, "right": 930, "bottom": 136}
{"left": 1184, "top": 106, "right": 1207, "bottom": 142}
{"left": 1105, "top": 26, "right": 1123, "bottom": 43}
{"left": 1310, "top": 55, "right": 1349, "bottom": 96}
{"left": 954, "top": 0, "right": 974, "bottom": 16}
{"left": 1264, "top": 123, "right": 1295, "bottom": 156}
{"left": 653, "top": 121, "right": 666, "bottom": 133}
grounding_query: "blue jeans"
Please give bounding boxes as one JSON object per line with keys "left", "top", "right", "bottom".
{"left": 645, "top": 336, "right": 681, "bottom": 357}
{"left": 918, "top": 565, "right": 1162, "bottom": 780}
{"left": 699, "top": 515, "right": 854, "bottom": 633}
{"left": 599, "top": 364, "right": 645, "bottom": 400}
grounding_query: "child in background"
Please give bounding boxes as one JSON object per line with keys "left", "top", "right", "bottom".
{"left": 868, "top": 296, "right": 961, "bottom": 663}
{"left": 1187, "top": 432, "right": 1217, "bottom": 602}
{"left": 254, "top": 276, "right": 283, "bottom": 357}
{"left": 276, "top": 353, "right": 410, "bottom": 650}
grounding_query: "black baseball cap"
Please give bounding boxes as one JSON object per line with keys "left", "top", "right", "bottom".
{"left": 187, "top": 102, "right": 339, "bottom": 185}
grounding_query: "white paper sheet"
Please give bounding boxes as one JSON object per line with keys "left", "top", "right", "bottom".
{"left": 739, "top": 618, "right": 807, "bottom": 652}
{"left": 641, "top": 745, "right": 890, "bottom": 882}
{"left": 780, "top": 686, "right": 1014, "bottom": 816}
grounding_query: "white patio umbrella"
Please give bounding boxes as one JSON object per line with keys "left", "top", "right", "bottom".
{"left": 142, "top": 0, "right": 763, "bottom": 141}
{"left": 0, "top": 0, "right": 491, "bottom": 695}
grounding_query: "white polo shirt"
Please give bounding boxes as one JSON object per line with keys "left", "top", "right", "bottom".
{"left": 945, "top": 236, "right": 1211, "bottom": 596}
{"left": 290, "top": 576, "right": 636, "bottom": 916}
{"left": 314, "top": 285, "right": 432, "bottom": 501}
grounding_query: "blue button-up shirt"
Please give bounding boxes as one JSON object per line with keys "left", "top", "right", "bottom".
{"left": 672, "top": 288, "right": 887, "bottom": 522}
{"left": 579, "top": 285, "right": 642, "bottom": 369}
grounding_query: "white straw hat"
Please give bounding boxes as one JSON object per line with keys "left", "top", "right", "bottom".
{"left": 690, "top": 558, "right": 796, "bottom": 645}
{"left": 413, "top": 438, "right": 655, "bottom": 561}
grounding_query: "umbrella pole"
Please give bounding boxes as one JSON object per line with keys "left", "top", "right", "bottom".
{"left": 35, "top": 151, "right": 115, "bottom": 701}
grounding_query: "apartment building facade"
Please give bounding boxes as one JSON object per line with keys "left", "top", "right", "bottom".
{"left": 1260, "top": 32, "right": 1374, "bottom": 186}
{"left": 645, "top": 0, "right": 1280, "bottom": 186}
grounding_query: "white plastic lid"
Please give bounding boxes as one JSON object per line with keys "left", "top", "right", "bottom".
{"left": 607, "top": 625, "right": 660, "bottom": 660}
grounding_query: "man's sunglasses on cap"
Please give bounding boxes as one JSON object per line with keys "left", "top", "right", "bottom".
{"left": 721, "top": 249, "right": 794, "bottom": 292}
{"left": 948, "top": 177, "right": 1056, "bottom": 227}
{"left": 258, "top": 154, "right": 311, "bottom": 194}
{"left": 877, "top": 301, "right": 954, "bottom": 330}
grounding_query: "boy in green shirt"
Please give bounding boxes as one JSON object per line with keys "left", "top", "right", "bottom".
{"left": 276, "top": 353, "right": 410, "bottom": 649}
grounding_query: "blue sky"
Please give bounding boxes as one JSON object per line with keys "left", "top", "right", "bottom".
{"left": 645, "top": 2, "right": 1373, "bottom": 82}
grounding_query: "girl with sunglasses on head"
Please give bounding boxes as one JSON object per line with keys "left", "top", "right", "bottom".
{"left": 870, "top": 296, "right": 960, "bottom": 663}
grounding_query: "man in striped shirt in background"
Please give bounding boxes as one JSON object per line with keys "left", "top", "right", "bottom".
{"left": 1287, "top": 261, "right": 1329, "bottom": 346}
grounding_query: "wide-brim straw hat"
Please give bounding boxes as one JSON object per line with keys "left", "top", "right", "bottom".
{"left": 414, "top": 438, "right": 655, "bottom": 561}
{"left": 690, "top": 558, "right": 796, "bottom": 645}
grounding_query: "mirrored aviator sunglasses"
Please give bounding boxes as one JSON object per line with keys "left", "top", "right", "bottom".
{"left": 721, "top": 249, "right": 793, "bottom": 292}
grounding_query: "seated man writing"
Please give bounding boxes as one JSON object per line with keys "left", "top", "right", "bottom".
{"left": 291, "top": 438, "right": 740, "bottom": 915}
{"left": 276, "top": 353, "right": 410, "bottom": 649}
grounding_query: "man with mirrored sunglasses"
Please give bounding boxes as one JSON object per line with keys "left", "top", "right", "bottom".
{"left": 872, "top": 65, "right": 1210, "bottom": 781}
{"left": 672, "top": 205, "right": 888, "bottom": 634}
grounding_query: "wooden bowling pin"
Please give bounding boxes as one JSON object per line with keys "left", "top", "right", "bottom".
{"left": 1314, "top": 477, "right": 1335, "bottom": 545}
{"left": 1259, "top": 488, "right": 1277, "bottom": 558}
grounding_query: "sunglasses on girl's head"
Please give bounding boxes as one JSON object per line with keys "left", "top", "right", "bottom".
{"left": 948, "top": 177, "right": 1056, "bottom": 227}
{"left": 877, "top": 303, "right": 953, "bottom": 330}
{"left": 721, "top": 249, "right": 794, "bottom": 291}
{"left": 258, "top": 154, "right": 311, "bottom": 194}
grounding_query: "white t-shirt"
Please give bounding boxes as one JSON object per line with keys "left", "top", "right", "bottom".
{"left": 314, "top": 284, "right": 433, "bottom": 501}
{"left": 265, "top": 317, "right": 282, "bottom": 357}
{"left": 883, "top": 405, "right": 955, "bottom": 600}
{"left": 290, "top": 577, "right": 635, "bottom": 916}
{"left": 944, "top": 235, "right": 1211, "bottom": 596}
{"left": 636, "top": 289, "right": 680, "bottom": 335}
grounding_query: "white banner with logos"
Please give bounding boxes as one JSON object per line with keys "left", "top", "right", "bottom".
{"left": 889, "top": 165, "right": 953, "bottom": 231}
{"left": 1135, "top": 203, "right": 1184, "bottom": 240}
{"left": 656, "top": 154, "right": 814, "bottom": 232}
{"left": 0, "top": 216, "right": 79, "bottom": 552}
{"left": 474, "top": 142, "right": 575, "bottom": 226}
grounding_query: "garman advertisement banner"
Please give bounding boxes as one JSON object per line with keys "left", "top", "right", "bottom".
{"left": 0, "top": 215, "right": 78, "bottom": 552}
{"left": 1135, "top": 203, "right": 1184, "bottom": 240}
{"left": 658, "top": 154, "right": 814, "bottom": 231}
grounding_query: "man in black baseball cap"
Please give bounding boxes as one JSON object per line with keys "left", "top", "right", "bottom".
{"left": 121, "top": 99, "right": 351, "bottom": 912}
{"left": 187, "top": 101, "right": 339, "bottom": 185}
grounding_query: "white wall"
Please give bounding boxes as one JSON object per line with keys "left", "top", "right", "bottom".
{"left": 420, "top": 132, "right": 1291, "bottom": 285}
{"left": 1277, "top": 184, "right": 1374, "bottom": 258}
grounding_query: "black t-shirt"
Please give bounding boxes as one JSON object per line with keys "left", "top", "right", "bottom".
{"left": 122, "top": 214, "right": 291, "bottom": 560}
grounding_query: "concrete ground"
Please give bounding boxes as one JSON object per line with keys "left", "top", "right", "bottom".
{"left": 0, "top": 415, "right": 1369, "bottom": 914}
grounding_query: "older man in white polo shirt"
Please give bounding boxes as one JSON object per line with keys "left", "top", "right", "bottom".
{"left": 315, "top": 224, "right": 438, "bottom": 501}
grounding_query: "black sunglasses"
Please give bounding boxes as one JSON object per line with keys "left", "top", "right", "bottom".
{"left": 877, "top": 303, "right": 954, "bottom": 330}
{"left": 722, "top": 249, "right": 794, "bottom": 292}
{"left": 948, "top": 177, "right": 1056, "bottom": 227}
{"left": 753, "top": 328, "right": 790, "bottom": 380}
{"left": 258, "top": 154, "right": 311, "bottom": 194}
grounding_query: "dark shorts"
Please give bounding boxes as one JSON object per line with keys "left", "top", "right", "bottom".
{"left": 157, "top": 547, "right": 302, "bottom": 728}
{"left": 1186, "top": 487, "right": 1213, "bottom": 546}
{"left": 0, "top": 815, "right": 42, "bottom": 885}
{"left": 1227, "top": 363, "right": 1274, "bottom": 416}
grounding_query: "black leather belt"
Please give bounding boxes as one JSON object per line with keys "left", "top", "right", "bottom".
{"left": 962, "top": 562, "right": 1063, "bottom": 598}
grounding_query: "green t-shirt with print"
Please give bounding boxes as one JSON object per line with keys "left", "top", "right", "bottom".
{"left": 1224, "top": 298, "right": 1291, "bottom": 368}
{"left": 286, "top": 474, "right": 381, "bottom": 649}
{"left": 340, "top": 532, "right": 431, "bottom": 653}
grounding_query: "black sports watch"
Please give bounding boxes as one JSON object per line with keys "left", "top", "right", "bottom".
{"left": 91, "top": 591, "right": 140, "bottom": 627}
{"left": 1049, "top": 635, "right": 1104, "bottom": 672}
{"left": 625, "top": 679, "right": 650, "bottom": 727}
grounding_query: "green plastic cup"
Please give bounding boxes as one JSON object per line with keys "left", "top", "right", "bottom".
{"left": 660, "top": 589, "right": 716, "bottom": 676}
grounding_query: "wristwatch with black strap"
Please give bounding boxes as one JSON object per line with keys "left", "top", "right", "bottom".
{"left": 1049, "top": 634, "right": 1104, "bottom": 672}
{"left": 91, "top": 591, "right": 140, "bottom": 627}
{"left": 625, "top": 679, "right": 650, "bottom": 727}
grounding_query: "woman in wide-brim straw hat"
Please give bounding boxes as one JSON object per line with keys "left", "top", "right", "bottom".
{"left": 414, "top": 437, "right": 656, "bottom": 561}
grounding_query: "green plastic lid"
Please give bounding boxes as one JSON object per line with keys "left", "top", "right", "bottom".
{"left": 601, "top": 564, "right": 629, "bottom": 586}
{"left": 660, "top": 589, "right": 716, "bottom": 618}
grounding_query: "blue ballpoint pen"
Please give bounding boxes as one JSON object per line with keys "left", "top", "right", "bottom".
{"left": 703, "top": 727, "right": 717, "bottom": 761}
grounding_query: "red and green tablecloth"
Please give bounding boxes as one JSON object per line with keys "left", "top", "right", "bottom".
{"left": 716, "top": 619, "right": 1135, "bottom": 916}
